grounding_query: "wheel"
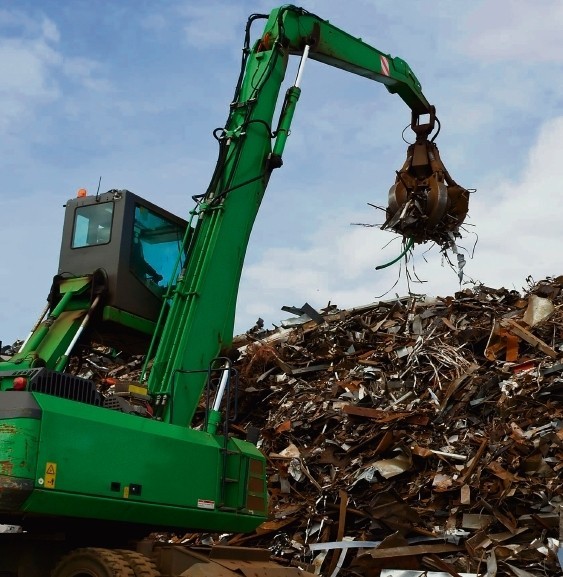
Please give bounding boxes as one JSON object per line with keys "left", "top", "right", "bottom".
{"left": 115, "top": 550, "right": 160, "bottom": 577}
{"left": 52, "top": 548, "right": 134, "bottom": 577}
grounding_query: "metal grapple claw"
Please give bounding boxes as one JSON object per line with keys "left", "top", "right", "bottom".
{"left": 383, "top": 110, "right": 470, "bottom": 247}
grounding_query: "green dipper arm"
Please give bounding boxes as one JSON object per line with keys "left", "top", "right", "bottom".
{"left": 147, "top": 5, "right": 434, "bottom": 425}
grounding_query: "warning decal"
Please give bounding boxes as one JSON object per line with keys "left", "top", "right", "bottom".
{"left": 380, "top": 55, "right": 390, "bottom": 76}
{"left": 197, "top": 499, "right": 215, "bottom": 510}
{"left": 44, "top": 462, "right": 57, "bottom": 489}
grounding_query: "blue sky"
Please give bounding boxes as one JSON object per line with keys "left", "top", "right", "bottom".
{"left": 2, "top": 0, "right": 563, "bottom": 343}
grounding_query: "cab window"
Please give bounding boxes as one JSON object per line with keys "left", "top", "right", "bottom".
{"left": 72, "top": 202, "right": 114, "bottom": 248}
{"left": 131, "top": 204, "right": 185, "bottom": 292}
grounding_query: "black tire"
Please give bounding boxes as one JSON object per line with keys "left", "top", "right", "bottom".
{"left": 52, "top": 548, "right": 135, "bottom": 577}
{"left": 115, "top": 550, "right": 160, "bottom": 577}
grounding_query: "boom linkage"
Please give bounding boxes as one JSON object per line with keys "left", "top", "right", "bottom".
{"left": 147, "top": 5, "right": 467, "bottom": 427}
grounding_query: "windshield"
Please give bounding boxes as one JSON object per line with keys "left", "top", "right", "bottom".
{"left": 130, "top": 204, "right": 185, "bottom": 293}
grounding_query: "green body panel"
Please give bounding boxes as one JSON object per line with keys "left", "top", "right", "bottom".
{"left": 0, "top": 277, "right": 91, "bottom": 391}
{"left": 0, "top": 418, "right": 39, "bottom": 479}
{"left": 0, "top": 393, "right": 41, "bottom": 512}
{"left": 0, "top": 393, "right": 266, "bottom": 531}
{"left": 21, "top": 490, "right": 260, "bottom": 532}
{"left": 102, "top": 305, "right": 157, "bottom": 336}
{"left": 147, "top": 5, "right": 433, "bottom": 426}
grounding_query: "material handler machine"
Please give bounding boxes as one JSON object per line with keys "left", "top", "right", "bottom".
{"left": 0, "top": 5, "right": 468, "bottom": 576}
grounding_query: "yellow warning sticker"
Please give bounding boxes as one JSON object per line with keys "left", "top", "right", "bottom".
{"left": 44, "top": 462, "right": 57, "bottom": 489}
{"left": 123, "top": 486, "right": 129, "bottom": 499}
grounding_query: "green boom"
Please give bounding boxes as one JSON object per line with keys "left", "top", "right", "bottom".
{"left": 147, "top": 5, "right": 433, "bottom": 427}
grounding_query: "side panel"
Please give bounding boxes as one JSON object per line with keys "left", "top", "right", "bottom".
{"left": 0, "top": 393, "right": 41, "bottom": 514}
{"left": 15, "top": 394, "right": 266, "bottom": 532}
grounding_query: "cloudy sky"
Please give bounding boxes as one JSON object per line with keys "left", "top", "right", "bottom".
{"left": 1, "top": 0, "right": 563, "bottom": 344}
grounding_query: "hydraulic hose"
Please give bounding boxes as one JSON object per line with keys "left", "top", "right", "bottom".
{"left": 376, "top": 237, "right": 414, "bottom": 270}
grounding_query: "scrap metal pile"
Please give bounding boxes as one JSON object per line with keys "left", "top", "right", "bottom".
{"left": 225, "top": 278, "right": 563, "bottom": 576}
{"left": 21, "top": 277, "right": 562, "bottom": 576}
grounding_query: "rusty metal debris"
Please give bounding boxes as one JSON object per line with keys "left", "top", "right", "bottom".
{"left": 3, "top": 278, "right": 563, "bottom": 575}
{"left": 227, "top": 277, "right": 563, "bottom": 576}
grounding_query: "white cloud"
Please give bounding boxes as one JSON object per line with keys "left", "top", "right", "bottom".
{"left": 463, "top": 0, "right": 563, "bottom": 62}
{"left": 0, "top": 192, "right": 64, "bottom": 344}
{"left": 41, "top": 17, "right": 60, "bottom": 43}
{"left": 0, "top": 39, "right": 59, "bottom": 94}
{"left": 62, "top": 58, "right": 111, "bottom": 93}
{"left": 140, "top": 13, "right": 168, "bottom": 33}
{"left": 0, "top": 27, "right": 61, "bottom": 129}
{"left": 0, "top": 10, "right": 110, "bottom": 133}
{"left": 178, "top": 3, "right": 247, "bottom": 49}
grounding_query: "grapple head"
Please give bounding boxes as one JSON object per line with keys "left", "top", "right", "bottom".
{"left": 382, "top": 110, "right": 470, "bottom": 247}
{"left": 383, "top": 140, "right": 469, "bottom": 245}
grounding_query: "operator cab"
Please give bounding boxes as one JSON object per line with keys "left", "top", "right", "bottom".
{"left": 59, "top": 189, "right": 187, "bottom": 344}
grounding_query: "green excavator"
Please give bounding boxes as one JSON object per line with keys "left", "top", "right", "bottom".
{"left": 0, "top": 5, "right": 468, "bottom": 576}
